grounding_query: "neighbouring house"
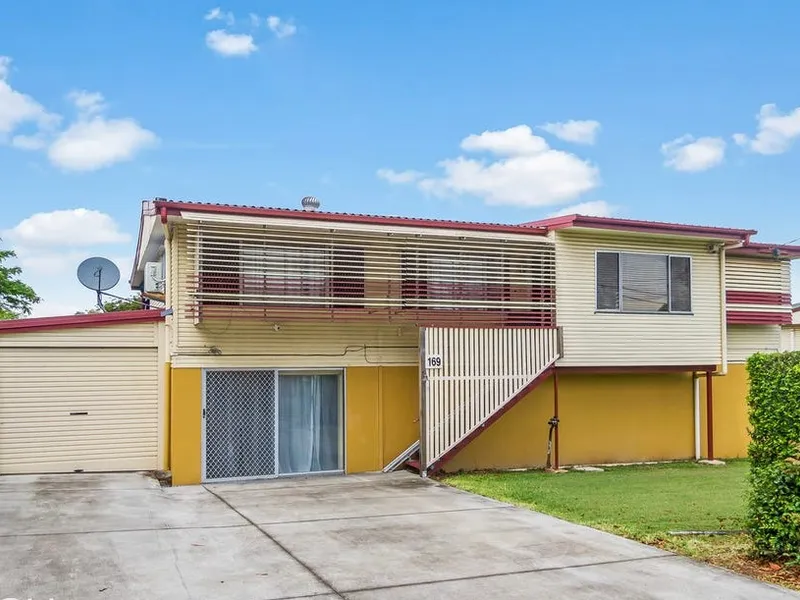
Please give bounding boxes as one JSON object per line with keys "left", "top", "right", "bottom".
{"left": 1, "top": 198, "right": 798, "bottom": 481}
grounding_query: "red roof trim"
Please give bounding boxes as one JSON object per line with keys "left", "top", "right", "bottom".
{"left": 727, "top": 242, "right": 800, "bottom": 259}
{"left": 521, "top": 214, "right": 756, "bottom": 240}
{"left": 0, "top": 310, "right": 165, "bottom": 334}
{"left": 153, "top": 199, "right": 550, "bottom": 236}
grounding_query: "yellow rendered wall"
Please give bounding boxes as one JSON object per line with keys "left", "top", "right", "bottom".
{"left": 558, "top": 373, "right": 694, "bottom": 465}
{"left": 170, "top": 368, "right": 202, "bottom": 485}
{"left": 445, "top": 379, "right": 554, "bottom": 471}
{"left": 345, "top": 366, "right": 419, "bottom": 473}
{"left": 700, "top": 364, "right": 750, "bottom": 459}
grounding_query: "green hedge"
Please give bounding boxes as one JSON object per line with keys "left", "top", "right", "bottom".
{"left": 746, "top": 351, "right": 800, "bottom": 560}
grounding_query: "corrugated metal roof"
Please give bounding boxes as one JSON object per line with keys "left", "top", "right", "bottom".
{"left": 520, "top": 214, "right": 757, "bottom": 239}
{"left": 0, "top": 310, "right": 165, "bottom": 334}
{"left": 153, "top": 199, "right": 551, "bottom": 235}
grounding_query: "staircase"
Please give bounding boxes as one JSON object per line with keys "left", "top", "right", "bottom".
{"left": 419, "top": 326, "right": 561, "bottom": 475}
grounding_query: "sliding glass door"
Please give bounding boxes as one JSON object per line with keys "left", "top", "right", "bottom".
{"left": 278, "top": 372, "right": 343, "bottom": 474}
{"left": 203, "top": 369, "right": 343, "bottom": 481}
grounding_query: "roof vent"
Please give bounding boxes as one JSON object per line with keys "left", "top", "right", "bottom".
{"left": 301, "top": 196, "right": 320, "bottom": 212}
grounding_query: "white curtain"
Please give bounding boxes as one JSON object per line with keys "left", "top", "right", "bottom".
{"left": 278, "top": 374, "right": 341, "bottom": 474}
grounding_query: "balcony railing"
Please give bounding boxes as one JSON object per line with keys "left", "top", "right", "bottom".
{"left": 182, "top": 219, "right": 557, "bottom": 327}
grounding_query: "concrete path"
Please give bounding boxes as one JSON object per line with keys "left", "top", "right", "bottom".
{"left": 0, "top": 471, "right": 796, "bottom": 599}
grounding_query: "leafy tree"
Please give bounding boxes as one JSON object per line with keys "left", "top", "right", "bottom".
{"left": 78, "top": 294, "right": 145, "bottom": 314}
{"left": 0, "top": 244, "right": 40, "bottom": 319}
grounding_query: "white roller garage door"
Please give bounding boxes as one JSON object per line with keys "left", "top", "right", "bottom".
{"left": 0, "top": 316, "right": 163, "bottom": 474}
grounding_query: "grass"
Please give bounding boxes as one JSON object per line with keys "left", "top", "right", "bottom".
{"left": 445, "top": 460, "right": 748, "bottom": 537}
{"left": 443, "top": 460, "right": 800, "bottom": 591}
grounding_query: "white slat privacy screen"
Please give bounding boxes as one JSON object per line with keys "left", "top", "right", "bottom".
{"left": 421, "top": 326, "right": 561, "bottom": 472}
{"left": 184, "top": 220, "right": 557, "bottom": 327}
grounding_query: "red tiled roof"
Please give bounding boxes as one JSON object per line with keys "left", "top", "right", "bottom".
{"left": 153, "top": 199, "right": 550, "bottom": 236}
{"left": 0, "top": 310, "right": 165, "bottom": 334}
{"left": 520, "top": 214, "right": 757, "bottom": 240}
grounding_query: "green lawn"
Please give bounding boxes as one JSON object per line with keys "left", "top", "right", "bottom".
{"left": 444, "top": 461, "right": 748, "bottom": 539}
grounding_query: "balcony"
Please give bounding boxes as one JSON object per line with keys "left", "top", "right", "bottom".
{"left": 182, "top": 219, "right": 556, "bottom": 328}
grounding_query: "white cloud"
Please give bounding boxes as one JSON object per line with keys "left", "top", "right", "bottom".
{"left": 206, "top": 29, "right": 258, "bottom": 56}
{"left": 734, "top": 104, "right": 800, "bottom": 155}
{"left": 661, "top": 135, "right": 726, "bottom": 172}
{"left": 3, "top": 209, "right": 131, "bottom": 247}
{"left": 539, "top": 120, "right": 601, "bottom": 145}
{"left": 548, "top": 200, "right": 616, "bottom": 218}
{"left": 266, "top": 15, "right": 297, "bottom": 38}
{"left": 376, "top": 168, "right": 423, "bottom": 184}
{"left": 204, "top": 7, "right": 234, "bottom": 25}
{"left": 1, "top": 59, "right": 156, "bottom": 171}
{"left": 3, "top": 211, "right": 135, "bottom": 316}
{"left": 385, "top": 125, "right": 599, "bottom": 208}
{"left": 460, "top": 125, "right": 549, "bottom": 156}
{"left": 48, "top": 117, "right": 158, "bottom": 171}
{"left": 67, "top": 90, "right": 107, "bottom": 116}
{"left": 0, "top": 56, "right": 60, "bottom": 135}
{"left": 11, "top": 133, "right": 48, "bottom": 150}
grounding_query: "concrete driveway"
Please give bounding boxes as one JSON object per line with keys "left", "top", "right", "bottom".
{"left": 1, "top": 471, "right": 796, "bottom": 599}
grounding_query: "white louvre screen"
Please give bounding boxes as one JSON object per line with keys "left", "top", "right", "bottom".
{"left": 421, "top": 327, "right": 561, "bottom": 471}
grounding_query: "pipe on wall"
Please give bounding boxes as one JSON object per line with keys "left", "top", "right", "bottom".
{"left": 693, "top": 373, "right": 701, "bottom": 460}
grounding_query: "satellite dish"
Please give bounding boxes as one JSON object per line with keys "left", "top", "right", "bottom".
{"left": 77, "top": 257, "right": 121, "bottom": 292}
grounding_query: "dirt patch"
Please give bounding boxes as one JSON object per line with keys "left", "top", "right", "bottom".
{"left": 143, "top": 470, "right": 172, "bottom": 487}
{"left": 653, "top": 535, "right": 800, "bottom": 592}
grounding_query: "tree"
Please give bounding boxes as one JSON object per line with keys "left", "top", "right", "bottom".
{"left": 78, "top": 294, "right": 145, "bottom": 314}
{"left": 0, "top": 244, "right": 40, "bottom": 319}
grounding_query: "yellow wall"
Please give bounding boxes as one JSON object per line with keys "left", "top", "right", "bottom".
{"left": 700, "top": 364, "right": 750, "bottom": 459}
{"left": 344, "top": 366, "right": 418, "bottom": 473}
{"left": 559, "top": 373, "right": 694, "bottom": 465}
{"left": 170, "top": 368, "right": 202, "bottom": 485}
{"left": 446, "top": 379, "right": 554, "bottom": 471}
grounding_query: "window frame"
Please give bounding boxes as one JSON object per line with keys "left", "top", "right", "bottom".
{"left": 594, "top": 250, "right": 693, "bottom": 315}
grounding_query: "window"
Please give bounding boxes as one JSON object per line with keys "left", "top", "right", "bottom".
{"left": 596, "top": 251, "right": 692, "bottom": 313}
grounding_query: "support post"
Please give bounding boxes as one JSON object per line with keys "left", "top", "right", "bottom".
{"left": 553, "top": 369, "right": 560, "bottom": 470}
{"left": 418, "top": 327, "right": 428, "bottom": 477}
{"left": 693, "top": 373, "right": 701, "bottom": 460}
{"left": 706, "top": 370, "right": 714, "bottom": 460}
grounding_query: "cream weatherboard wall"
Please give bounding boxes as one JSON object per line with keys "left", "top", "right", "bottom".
{"left": 727, "top": 325, "right": 782, "bottom": 363}
{"left": 167, "top": 223, "right": 418, "bottom": 368}
{"left": 554, "top": 229, "right": 723, "bottom": 367}
{"left": 0, "top": 322, "right": 165, "bottom": 474}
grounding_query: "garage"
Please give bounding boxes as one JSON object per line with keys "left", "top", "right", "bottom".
{"left": 0, "top": 311, "right": 165, "bottom": 474}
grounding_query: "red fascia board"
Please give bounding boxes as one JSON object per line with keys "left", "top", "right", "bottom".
{"left": 0, "top": 310, "right": 164, "bottom": 334}
{"left": 728, "top": 242, "right": 800, "bottom": 259}
{"left": 726, "top": 311, "right": 792, "bottom": 325}
{"left": 520, "top": 214, "right": 755, "bottom": 241}
{"left": 726, "top": 291, "right": 792, "bottom": 306}
{"left": 154, "top": 200, "right": 549, "bottom": 236}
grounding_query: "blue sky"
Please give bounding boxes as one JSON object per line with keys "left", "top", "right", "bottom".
{"left": 1, "top": 1, "right": 799, "bottom": 315}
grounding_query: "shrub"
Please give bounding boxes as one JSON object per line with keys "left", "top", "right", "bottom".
{"left": 746, "top": 351, "right": 800, "bottom": 560}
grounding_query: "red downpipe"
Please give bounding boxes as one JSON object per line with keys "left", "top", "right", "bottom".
{"left": 706, "top": 370, "right": 714, "bottom": 460}
{"left": 553, "top": 369, "right": 560, "bottom": 470}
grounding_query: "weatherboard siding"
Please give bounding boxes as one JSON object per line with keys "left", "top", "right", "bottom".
{"left": 554, "top": 229, "right": 723, "bottom": 367}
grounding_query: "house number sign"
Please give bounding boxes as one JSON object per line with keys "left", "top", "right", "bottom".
{"left": 425, "top": 354, "right": 443, "bottom": 369}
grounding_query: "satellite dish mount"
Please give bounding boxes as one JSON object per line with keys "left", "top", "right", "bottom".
{"left": 77, "top": 257, "right": 122, "bottom": 311}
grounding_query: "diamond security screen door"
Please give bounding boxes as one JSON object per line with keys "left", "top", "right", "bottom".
{"left": 204, "top": 370, "right": 277, "bottom": 481}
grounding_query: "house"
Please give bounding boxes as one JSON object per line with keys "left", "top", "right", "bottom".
{"left": 1, "top": 198, "right": 797, "bottom": 480}
{"left": 123, "top": 198, "right": 799, "bottom": 484}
